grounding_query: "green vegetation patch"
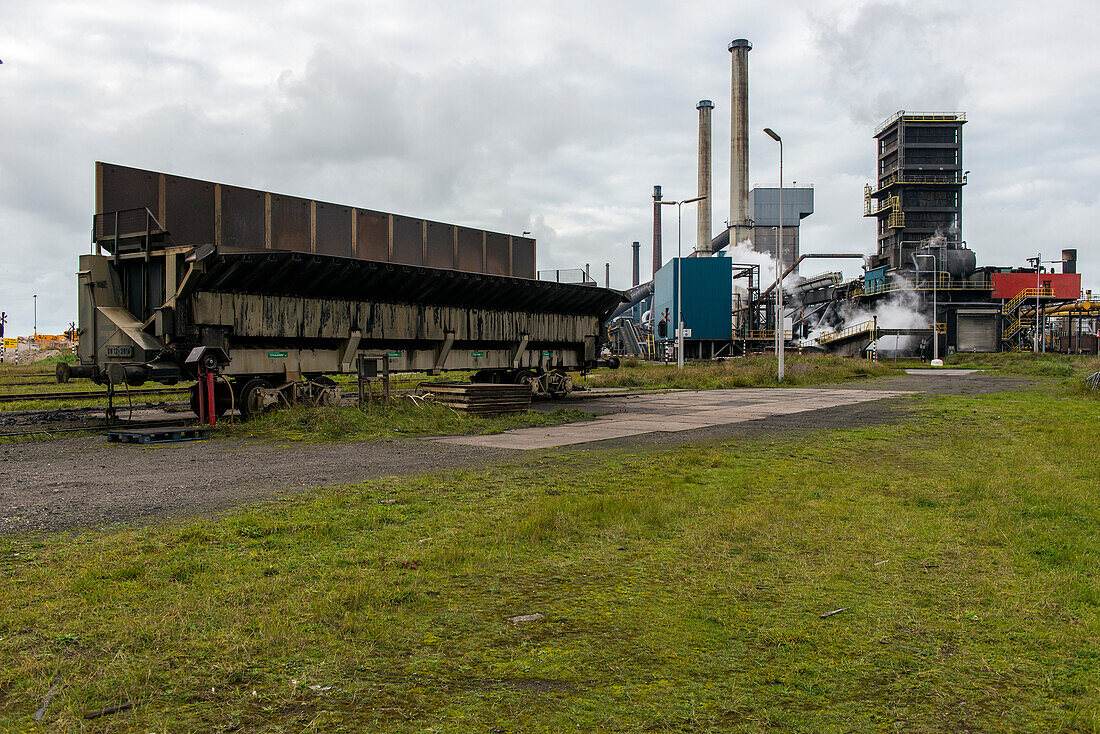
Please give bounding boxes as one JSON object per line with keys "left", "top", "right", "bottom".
{"left": 588, "top": 354, "right": 896, "bottom": 390}
{"left": 223, "top": 401, "right": 592, "bottom": 442}
{"left": 943, "top": 352, "right": 1100, "bottom": 379}
{"left": 0, "top": 389, "right": 1097, "bottom": 731}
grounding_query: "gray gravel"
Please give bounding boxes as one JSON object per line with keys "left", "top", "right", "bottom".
{"left": 0, "top": 371, "right": 1034, "bottom": 536}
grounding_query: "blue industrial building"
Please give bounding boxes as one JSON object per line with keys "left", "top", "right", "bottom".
{"left": 653, "top": 256, "right": 733, "bottom": 358}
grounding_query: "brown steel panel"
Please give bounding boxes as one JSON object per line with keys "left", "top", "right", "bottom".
{"left": 456, "top": 227, "right": 484, "bottom": 272}
{"left": 392, "top": 215, "right": 424, "bottom": 266}
{"left": 485, "top": 232, "right": 510, "bottom": 275}
{"left": 512, "top": 236, "right": 535, "bottom": 279}
{"left": 220, "top": 186, "right": 266, "bottom": 248}
{"left": 270, "top": 194, "right": 311, "bottom": 252}
{"left": 357, "top": 209, "right": 389, "bottom": 261}
{"left": 163, "top": 174, "right": 215, "bottom": 244}
{"left": 97, "top": 163, "right": 158, "bottom": 217}
{"left": 96, "top": 164, "right": 538, "bottom": 274}
{"left": 315, "top": 202, "right": 353, "bottom": 257}
{"left": 425, "top": 221, "right": 455, "bottom": 269}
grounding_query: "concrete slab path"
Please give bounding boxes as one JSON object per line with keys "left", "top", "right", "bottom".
{"left": 436, "top": 387, "right": 912, "bottom": 450}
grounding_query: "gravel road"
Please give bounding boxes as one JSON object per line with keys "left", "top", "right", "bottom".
{"left": 0, "top": 371, "right": 1035, "bottom": 536}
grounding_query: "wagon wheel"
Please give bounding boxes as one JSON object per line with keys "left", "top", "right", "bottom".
{"left": 238, "top": 378, "right": 274, "bottom": 420}
{"left": 312, "top": 376, "right": 341, "bottom": 407}
{"left": 189, "top": 380, "right": 232, "bottom": 419}
{"left": 513, "top": 368, "right": 539, "bottom": 395}
{"left": 548, "top": 370, "right": 573, "bottom": 399}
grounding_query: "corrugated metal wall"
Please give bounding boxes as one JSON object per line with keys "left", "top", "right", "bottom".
{"left": 652, "top": 257, "right": 733, "bottom": 341}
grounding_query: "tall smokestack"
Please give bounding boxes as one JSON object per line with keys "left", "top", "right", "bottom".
{"left": 631, "top": 241, "right": 640, "bottom": 286}
{"left": 652, "top": 185, "right": 663, "bottom": 275}
{"left": 728, "top": 39, "right": 752, "bottom": 246}
{"left": 605, "top": 262, "right": 610, "bottom": 288}
{"left": 697, "top": 99, "right": 714, "bottom": 254}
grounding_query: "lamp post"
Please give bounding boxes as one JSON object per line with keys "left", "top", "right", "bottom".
{"left": 1029, "top": 255, "right": 1038, "bottom": 352}
{"left": 1028, "top": 253, "right": 1070, "bottom": 352}
{"left": 763, "top": 127, "right": 784, "bottom": 382}
{"left": 914, "top": 253, "right": 938, "bottom": 363}
{"left": 659, "top": 194, "right": 707, "bottom": 368}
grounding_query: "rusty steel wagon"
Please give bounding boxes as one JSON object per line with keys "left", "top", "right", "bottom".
{"left": 75, "top": 163, "right": 623, "bottom": 418}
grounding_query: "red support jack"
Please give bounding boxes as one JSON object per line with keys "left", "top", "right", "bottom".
{"left": 197, "top": 366, "right": 217, "bottom": 427}
{"left": 205, "top": 371, "right": 216, "bottom": 427}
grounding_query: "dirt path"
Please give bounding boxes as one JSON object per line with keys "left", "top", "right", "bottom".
{"left": 0, "top": 372, "right": 1033, "bottom": 535}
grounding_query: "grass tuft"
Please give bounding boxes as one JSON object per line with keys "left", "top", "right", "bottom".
{"left": 222, "top": 400, "right": 592, "bottom": 442}
{"left": 588, "top": 354, "right": 896, "bottom": 390}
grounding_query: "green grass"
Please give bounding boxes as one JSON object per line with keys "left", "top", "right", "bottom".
{"left": 588, "top": 354, "right": 897, "bottom": 390}
{"left": 222, "top": 401, "right": 593, "bottom": 442}
{"left": 942, "top": 352, "right": 1100, "bottom": 379}
{"left": 0, "top": 353, "right": 77, "bottom": 376}
{"left": 1, "top": 384, "right": 1097, "bottom": 730}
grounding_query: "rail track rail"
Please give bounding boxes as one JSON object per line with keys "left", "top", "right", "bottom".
{"left": 0, "top": 417, "right": 195, "bottom": 440}
{"left": 0, "top": 387, "right": 190, "bottom": 403}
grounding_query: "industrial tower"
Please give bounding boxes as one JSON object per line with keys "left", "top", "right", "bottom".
{"left": 865, "top": 111, "right": 967, "bottom": 271}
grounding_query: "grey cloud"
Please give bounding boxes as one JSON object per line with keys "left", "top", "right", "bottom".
{"left": 1, "top": 0, "right": 1098, "bottom": 337}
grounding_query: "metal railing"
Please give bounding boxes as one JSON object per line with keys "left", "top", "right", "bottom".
{"left": 741, "top": 330, "right": 793, "bottom": 341}
{"left": 869, "top": 171, "right": 968, "bottom": 195}
{"left": 865, "top": 194, "right": 902, "bottom": 218}
{"left": 92, "top": 207, "right": 165, "bottom": 242}
{"left": 536, "top": 268, "right": 595, "bottom": 285}
{"left": 863, "top": 276, "right": 992, "bottom": 297}
{"left": 817, "top": 320, "right": 943, "bottom": 345}
{"left": 1002, "top": 315, "right": 1033, "bottom": 339}
{"left": 1002, "top": 287, "right": 1054, "bottom": 314}
{"left": 875, "top": 110, "right": 966, "bottom": 136}
{"left": 817, "top": 320, "right": 875, "bottom": 344}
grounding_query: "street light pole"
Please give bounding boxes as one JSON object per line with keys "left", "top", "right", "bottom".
{"left": 763, "top": 128, "right": 784, "bottom": 382}
{"left": 915, "top": 253, "right": 938, "bottom": 363}
{"left": 1029, "top": 254, "right": 1038, "bottom": 354}
{"left": 1026, "top": 253, "right": 1042, "bottom": 352}
{"left": 660, "top": 195, "right": 707, "bottom": 369}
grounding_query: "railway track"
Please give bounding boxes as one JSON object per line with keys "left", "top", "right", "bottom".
{"left": 0, "top": 417, "right": 195, "bottom": 440}
{"left": 0, "top": 387, "right": 190, "bottom": 403}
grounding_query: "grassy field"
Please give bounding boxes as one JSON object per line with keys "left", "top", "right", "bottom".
{"left": 1, "top": 379, "right": 1097, "bottom": 730}
{"left": 942, "top": 352, "right": 1100, "bottom": 379}
{"left": 587, "top": 354, "right": 896, "bottom": 390}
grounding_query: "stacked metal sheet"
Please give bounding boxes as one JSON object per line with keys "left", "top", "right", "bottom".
{"left": 419, "top": 382, "right": 532, "bottom": 416}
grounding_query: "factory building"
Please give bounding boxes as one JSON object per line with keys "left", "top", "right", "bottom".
{"left": 652, "top": 257, "right": 733, "bottom": 359}
{"left": 865, "top": 111, "right": 967, "bottom": 272}
{"left": 607, "top": 43, "right": 1097, "bottom": 363}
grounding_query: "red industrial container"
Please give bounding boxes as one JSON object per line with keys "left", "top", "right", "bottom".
{"left": 991, "top": 272, "right": 1081, "bottom": 300}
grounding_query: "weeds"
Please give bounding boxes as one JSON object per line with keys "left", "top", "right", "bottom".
{"left": 588, "top": 354, "right": 896, "bottom": 390}
{"left": 223, "top": 400, "right": 591, "bottom": 442}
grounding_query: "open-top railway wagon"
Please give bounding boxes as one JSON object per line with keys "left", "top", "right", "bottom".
{"left": 74, "top": 164, "right": 623, "bottom": 418}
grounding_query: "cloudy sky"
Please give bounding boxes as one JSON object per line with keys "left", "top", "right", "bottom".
{"left": 1, "top": 0, "right": 1097, "bottom": 336}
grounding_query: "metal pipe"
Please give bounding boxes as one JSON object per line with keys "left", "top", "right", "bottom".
{"left": 697, "top": 100, "right": 714, "bottom": 253}
{"left": 914, "top": 253, "right": 938, "bottom": 363}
